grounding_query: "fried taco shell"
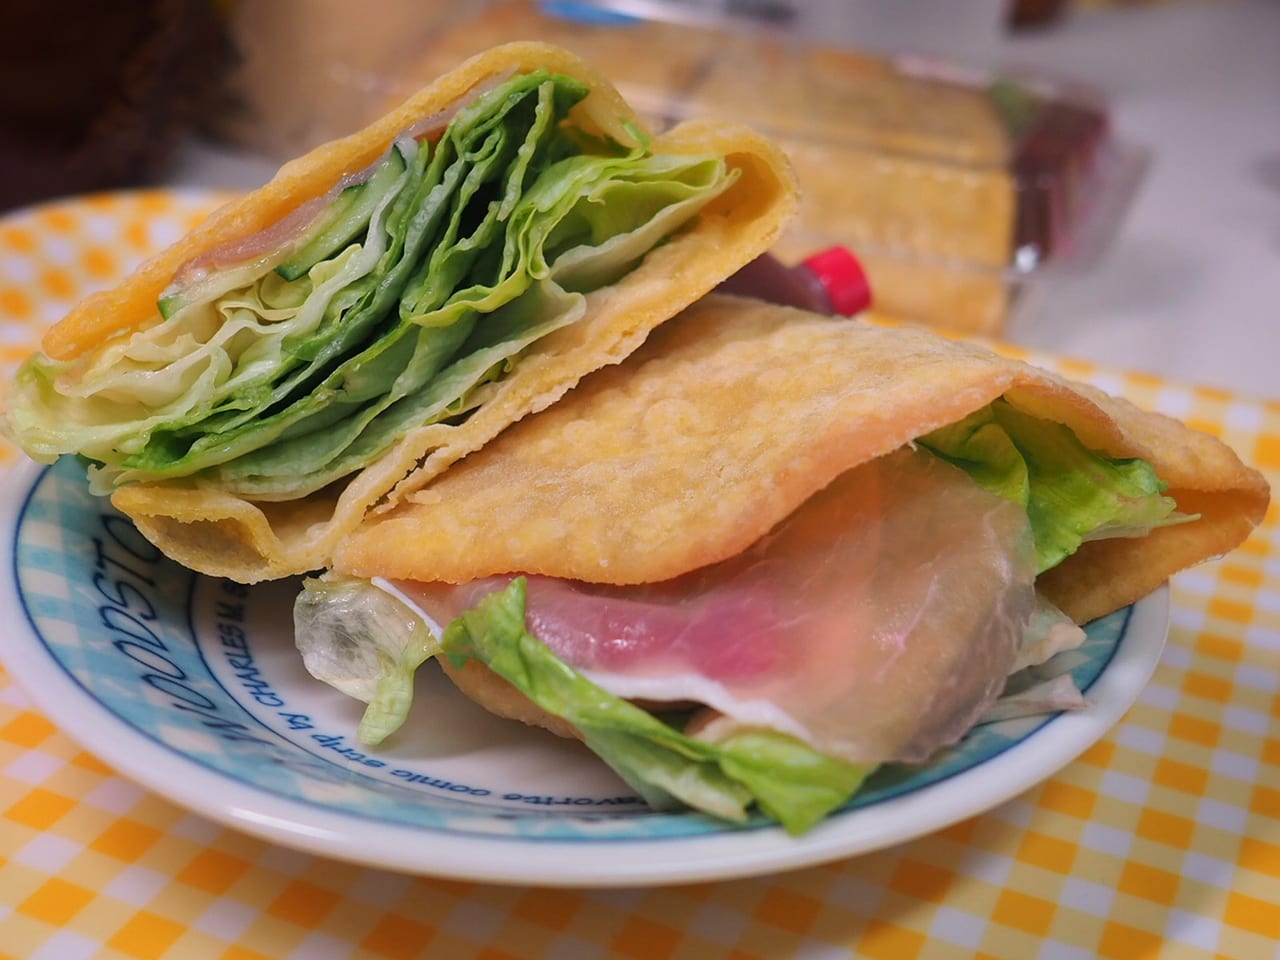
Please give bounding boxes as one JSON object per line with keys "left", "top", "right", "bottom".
{"left": 301, "top": 295, "right": 1267, "bottom": 831}
{"left": 5, "top": 43, "right": 797, "bottom": 583}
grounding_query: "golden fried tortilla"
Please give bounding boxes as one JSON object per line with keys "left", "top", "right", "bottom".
{"left": 37, "top": 43, "right": 797, "bottom": 582}
{"left": 336, "top": 294, "right": 1269, "bottom": 627}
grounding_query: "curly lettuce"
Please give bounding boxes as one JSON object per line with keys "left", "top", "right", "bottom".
{"left": 920, "top": 399, "right": 1192, "bottom": 572}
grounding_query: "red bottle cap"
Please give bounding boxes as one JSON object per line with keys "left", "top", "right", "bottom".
{"left": 802, "top": 246, "right": 872, "bottom": 317}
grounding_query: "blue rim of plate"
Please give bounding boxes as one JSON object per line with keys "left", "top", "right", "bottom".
{"left": 1, "top": 456, "right": 1169, "bottom": 885}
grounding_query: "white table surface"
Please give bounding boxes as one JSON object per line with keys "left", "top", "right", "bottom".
{"left": 168, "top": 0, "right": 1280, "bottom": 400}
{"left": 995, "top": 0, "right": 1280, "bottom": 403}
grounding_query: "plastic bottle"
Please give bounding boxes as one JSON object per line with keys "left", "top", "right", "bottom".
{"left": 717, "top": 246, "right": 872, "bottom": 317}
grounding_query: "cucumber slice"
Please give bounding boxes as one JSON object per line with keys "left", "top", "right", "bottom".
{"left": 276, "top": 145, "right": 412, "bottom": 282}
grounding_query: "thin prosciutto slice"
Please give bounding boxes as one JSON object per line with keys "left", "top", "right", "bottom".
{"left": 390, "top": 447, "right": 1039, "bottom": 766}
{"left": 166, "top": 85, "right": 494, "bottom": 292}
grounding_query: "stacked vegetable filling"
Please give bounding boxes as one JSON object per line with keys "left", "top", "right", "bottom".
{"left": 8, "top": 70, "right": 735, "bottom": 498}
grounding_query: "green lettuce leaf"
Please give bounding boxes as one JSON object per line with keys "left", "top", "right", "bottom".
{"left": 6, "top": 70, "right": 735, "bottom": 500}
{"left": 443, "top": 579, "right": 872, "bottom": 834}
{"left": 920, "top": 399, "right": 1190, "bottom": 572}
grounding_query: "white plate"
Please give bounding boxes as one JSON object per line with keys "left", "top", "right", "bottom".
{"left": 1, "top": 456, "right": 1168, "bottom": 886}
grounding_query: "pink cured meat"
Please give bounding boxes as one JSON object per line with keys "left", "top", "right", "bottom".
{"left": 394, "top": 448, "right": 1038, "bottom": 765}
{"left": 168, "top": 94, "right": 482, "bottom": 290}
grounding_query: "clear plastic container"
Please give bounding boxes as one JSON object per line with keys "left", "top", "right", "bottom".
{"left": 209, "top": 0, "right": 1146, "bottom": 336}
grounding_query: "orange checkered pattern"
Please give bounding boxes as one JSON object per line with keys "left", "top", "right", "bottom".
{"left": 1, "top": 191, "right": 1278, "bottom": 958}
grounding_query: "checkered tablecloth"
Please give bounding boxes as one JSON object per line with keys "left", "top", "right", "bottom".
{"left": 1, "top": 191, "right": 1276, "bottom": 959}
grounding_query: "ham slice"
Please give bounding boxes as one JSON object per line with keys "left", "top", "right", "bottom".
{"left": 390, "top": 447, "right": 1038, "bottom": 766}
{"left": 169, "top": 76, "right": 508, "bottom": 289}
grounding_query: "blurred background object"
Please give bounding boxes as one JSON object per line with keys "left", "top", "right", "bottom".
{"left": 1007, "top": 0, "right": 1072, "bottom": 29}
{"left": 206, "top": 0, "right": 1144, "bottom": 338}
{"left": 207, "top": 0, "right": 453, "bottom": 163}
{"left": 0, "top": 0, "right": 233, "bottom": 213}
{"left": 415, "top": 2, "right": 1143, "bottom": 337}
{"left": 0, "top": 0, "right": 1179, "bottom": 342}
